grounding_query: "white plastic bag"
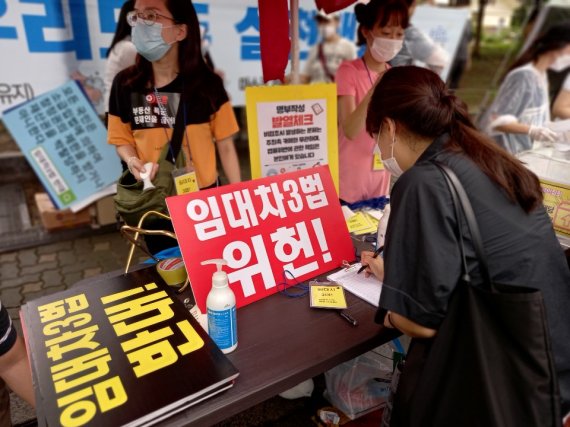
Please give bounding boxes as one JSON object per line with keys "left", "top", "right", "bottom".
{"left": 324, "top": 345, "right": 394, "bottom": 420}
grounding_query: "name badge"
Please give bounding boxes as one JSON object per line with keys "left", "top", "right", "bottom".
{"left": 172, "top": 168, "right": 199, "bottom": 195}
{"left": 373, "top": 153, "right": 385, "bottom": 171}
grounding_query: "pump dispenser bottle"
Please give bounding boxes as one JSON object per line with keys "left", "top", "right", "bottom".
{"left": 201, "top": 259, "right": 237, "bottom": 354}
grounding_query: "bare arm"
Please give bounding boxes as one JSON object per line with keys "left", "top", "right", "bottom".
{"left": 0, "top": 337, "right": 35, "bottom": 407}
{"left": 494, "top": 122, "right": 531, "bottom": 135}
{"left": 338, "top": 89, "right": 374, "bottom": 140}
{"left": 360, "top": 251, "right": 437, "bottom": 339}
{"left": 383, "top": 311, "right": 437, "bottom": 338}
{"left": 553, "top": 90, "right": 570, "bottom": 120}
{"left": 216, "top": 136, "right": 241, "bottom": 184}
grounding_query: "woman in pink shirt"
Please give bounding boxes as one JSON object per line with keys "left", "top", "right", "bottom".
{"left": 336, "top": 0, "right": 408, "bottom": 204}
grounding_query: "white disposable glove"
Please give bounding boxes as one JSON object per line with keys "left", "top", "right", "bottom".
{"left": 528, "top": 125, "right": 558, "bottom": 142}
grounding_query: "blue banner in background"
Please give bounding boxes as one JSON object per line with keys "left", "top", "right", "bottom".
{"left": 0, "top": 0, "right": 465, "bottom": 112}
{"left": 2, "top": 80, "right": 121, "bottom": 210}
{"left": 0, "top": 0, "right": 360, "bottom": 112}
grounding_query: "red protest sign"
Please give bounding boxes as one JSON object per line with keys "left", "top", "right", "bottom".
{"left": 166, "top": 166, "right": 355, "bottom": 312}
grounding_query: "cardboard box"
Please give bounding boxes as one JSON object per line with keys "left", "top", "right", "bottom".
{"left": 95, "top": 195, "right": 117, "bottom": 226}
{"left": 518, "top": 150, "right": 570, "bottom": 240}
{"left": 34, "top": 193, "right": 92, "bottom": 231}
{"left": 540, "top": 179, "right": 570, "bottom": 239}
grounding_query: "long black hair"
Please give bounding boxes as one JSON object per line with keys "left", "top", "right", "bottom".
{"left": 122, "top": 0, "right": 221, "bottom": 101}
{"left": 366, "top": 66, "right": 543, "bottom": 213}
{"left": 107, "top": 0, "right": 135, "bottom": 58}
{"left": 508, "top": 22, "right": 570, "bottom": 73}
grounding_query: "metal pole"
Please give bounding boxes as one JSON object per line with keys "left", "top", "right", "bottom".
{"left": 290, "top": 0, "right": 300, "bottom": 84}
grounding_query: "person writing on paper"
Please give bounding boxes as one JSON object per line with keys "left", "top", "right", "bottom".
{"left": 360, "top": 66, "right": 570, "bottom": 422}
{"left": 336, "top": 0, "right": 409, "bottom": 204}
{"left": 107, "top": 0, "right": 241, "bottom": 252}
{"left": 480, "top": 23, "right": 570, "bottom": 154}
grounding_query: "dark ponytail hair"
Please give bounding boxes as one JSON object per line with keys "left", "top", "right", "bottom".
{"left": 354, "top": 0, "right": 409, "bottom": 46}
{"left": 107, "top": 0, "right": 135, "bottom": 58}
{"left": 366, "top": 66, "right": 543, "bottom": 213}
{"left": 507, "top": 21, "right": 570, "bottom": 73}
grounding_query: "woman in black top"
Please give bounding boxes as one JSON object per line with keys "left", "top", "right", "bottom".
{"left": 361, "top": 66, "right": 570, "bottom": 421}
{"left": 107, "top": 0, "right": 240, "bottom": 253}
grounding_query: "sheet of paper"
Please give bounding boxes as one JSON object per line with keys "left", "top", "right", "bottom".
{"left": 68, "top": 184, "right": 116, "bottom": 212}
{"left": 365, "top": 209, "right": 384, "bottom": 221}
{"left": 341, "top": 205, "right": 354, "bottom": 220}
{"left": 327, "top": 264, "right": 382, "bottom": 307}
{"left": 546, "top": 120, "right": 570, "bottom": 133}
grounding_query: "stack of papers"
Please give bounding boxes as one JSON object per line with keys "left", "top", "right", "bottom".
{"left": 341, "top": 206, "right": 382, "bottom": 235}
{"left": 327, "top": 264, "right": 382, "bottom": 307}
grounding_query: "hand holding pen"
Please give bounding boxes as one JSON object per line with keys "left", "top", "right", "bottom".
{"left": 357, "top": 245, "right": 384, "bottom": 280}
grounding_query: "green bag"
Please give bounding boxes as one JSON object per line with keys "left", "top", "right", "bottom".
{"left": 113, "top": 144, "right": 185, "bottom": 226}
{"left": 114, "top": 95, "right": 186, "bottom": 226}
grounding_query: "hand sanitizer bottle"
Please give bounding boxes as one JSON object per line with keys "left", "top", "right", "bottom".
{"left": 201, "top": 259, "right": 237, "bottom": 354}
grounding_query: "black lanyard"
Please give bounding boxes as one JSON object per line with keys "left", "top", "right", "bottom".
{"left": 153, "top": 88, "right": 185, "bottom": 165}
{"left": 362, "top": 57, "right": 375, "bottom": 86}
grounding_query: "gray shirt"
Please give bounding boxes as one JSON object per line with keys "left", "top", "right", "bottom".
{"left": 391, "top": 25, "right": 437, "bottom": 67}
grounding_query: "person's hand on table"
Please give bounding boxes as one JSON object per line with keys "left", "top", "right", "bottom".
{"left": 360, "top": 250, "right": 384, "bottom": 281}
{"left": 528, "top": 125, "right": 558, "bottom": 143}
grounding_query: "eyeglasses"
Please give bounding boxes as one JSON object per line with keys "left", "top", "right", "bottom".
{"left": 126, "top": 10, "right": 176, "bottom": 27}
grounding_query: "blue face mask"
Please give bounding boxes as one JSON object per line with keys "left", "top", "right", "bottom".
{"left": 132, "top": 22, "right": 174, "bottom": 62}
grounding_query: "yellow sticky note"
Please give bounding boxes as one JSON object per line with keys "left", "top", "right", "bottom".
{"left": 346, "top": 211, "right": 377, "bottom": 235}
{"left": 364, "top": 211, "right": 380, "bottom": 229}
{"left": 373, "top": 153, "right": 384, "bottom": 171}
{"left": 310, "top": 284, "right": 347, "bottom": 309}
{"left": 174, "top": 171, "right": 199, "bottom": 195}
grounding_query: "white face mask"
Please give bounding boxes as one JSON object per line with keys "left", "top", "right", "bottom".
{"left": 132, "top": 22, "right": 175, "bottom": 62}
{"left": 376, "top": 131, "right": 404, "bottom": 177}
{"left": 370, "top": 37, "right": 403, "bottom": 62}
{"left": 549, "top": 54, "right": 570, "bottom": 72}
{"left": 320, "top": 24, "right": 336, "bottom": 40}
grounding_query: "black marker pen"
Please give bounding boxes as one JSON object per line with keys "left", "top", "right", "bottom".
{"left": 339, "top": 310, "right": 358, "bottom": 327}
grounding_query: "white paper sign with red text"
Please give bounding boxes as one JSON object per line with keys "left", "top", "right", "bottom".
{"left": 166, "top": 166, "right": 355, "bottom": 312}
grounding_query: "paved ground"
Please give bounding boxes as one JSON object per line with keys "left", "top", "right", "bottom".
{"left": 1, "top": 232, "right": 137, "bottom": 335}
{"left": 0, "top": 232, "right": 140, "bottom": 425}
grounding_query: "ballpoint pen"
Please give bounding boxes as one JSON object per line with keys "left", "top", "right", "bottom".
{"left": 357, "top": 245, "right": 384, "bottom": 275}
{"left": 339, "top": 310, "right": 358, "bottom": 326}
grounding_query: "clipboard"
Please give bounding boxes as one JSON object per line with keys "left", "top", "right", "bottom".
{"left": 327, "top": 263, "right": 382, "bottom": 307}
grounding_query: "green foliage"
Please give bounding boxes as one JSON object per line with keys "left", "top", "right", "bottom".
{"left": 481, "top": 29, "right": 516, "bottom": 47}
{"left": 511, "top": 5, "right": 530, "bottom": 29}
{"left": 455, "top": 37, "right": 516, "bottom": 115}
